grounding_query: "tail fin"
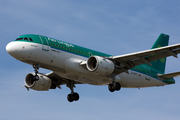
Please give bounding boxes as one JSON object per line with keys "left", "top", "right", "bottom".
{"left": 151, "top": 33, "right": 169, "bottom": 73}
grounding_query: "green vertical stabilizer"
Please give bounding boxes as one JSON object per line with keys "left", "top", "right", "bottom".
{"left": 151, "top": 33, "right": 169, "bottom": 73}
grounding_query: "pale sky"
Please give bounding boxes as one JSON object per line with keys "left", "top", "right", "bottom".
{"left": 1, "top": 0, "right": 180, "bottom": 120}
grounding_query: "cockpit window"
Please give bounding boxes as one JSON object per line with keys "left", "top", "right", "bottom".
{"left": 15, "top": 37, "right": 33, "bottom": 41}
{"left": 29, "top": 38, "right": 33, "bottom": 41}
{"left": 16, "top": 38, "right": 23, "bottom": 41}
{"left": 24, "top": 37, "right": 28, "bottom": 41}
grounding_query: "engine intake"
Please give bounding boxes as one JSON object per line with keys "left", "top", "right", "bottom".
{"left": 86, "top": 56, "right": 114, "bottom": 75}
{"left": 25, "top": 73, "right": 52, "bottom": 91}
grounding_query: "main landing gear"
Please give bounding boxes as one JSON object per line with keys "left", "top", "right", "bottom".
{"left": 67, "top": 80, "right": 79, "bottom": 102}
{"left": 32, "top": 64, "right": 40, "bottom": 81}
{"left": 108, "top": 82, "right": 121, "bottom": 92}
{"left": 67, "top": 92, "right": 79, "bottom": 102}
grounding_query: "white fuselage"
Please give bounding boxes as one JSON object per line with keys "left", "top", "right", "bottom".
{"left": 6, "top": 41, "right": 167, "bottom": 88}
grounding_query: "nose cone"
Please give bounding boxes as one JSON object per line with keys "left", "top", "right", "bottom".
{"left": 6, "top": 42, "right": 17, "bottom": 57}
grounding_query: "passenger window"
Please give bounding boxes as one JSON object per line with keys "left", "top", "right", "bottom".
{"left": 24, "top": 37, "right": 28, "bottom": 41}
{"left": 16, "top": 38, "right": 23, "bottom": 41}
{"left": 29, "top": 38, "right": 33, "bottom": 41}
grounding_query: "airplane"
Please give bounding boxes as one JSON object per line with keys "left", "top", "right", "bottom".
{"left": 6, "top": 33, "right": 180, "bottom": 102}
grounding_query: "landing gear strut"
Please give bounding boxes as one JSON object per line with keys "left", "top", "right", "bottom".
{"left": 67, "top": 80, "right": 79, "bottom": 102}
{"left": 32, "top": 64, "right": 40, "bottom": 81}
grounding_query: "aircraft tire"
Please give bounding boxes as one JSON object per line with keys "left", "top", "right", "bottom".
{"left": 67, "top": 94, "right": 74, "bottom": 102}
{"left": 108, "top": 84, "right": 115, "bottom": 92}
{"left": 73, "top": 93, "right": 79, "bottom": 101}
{"left": 114, "top": 82, "right": 121, "bottom": 91}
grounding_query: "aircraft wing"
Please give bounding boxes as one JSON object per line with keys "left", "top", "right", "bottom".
{"left": 46, "top": 72, "right": 66, "bottom": 86}
{"left": 112, "top": 43, "right": 180, "bottom": 73}
{"left": 45, "top": 72, "right": 82, "bottom": 89}
{"left": 46, "top": 72, "right": 83, "bottom": 89}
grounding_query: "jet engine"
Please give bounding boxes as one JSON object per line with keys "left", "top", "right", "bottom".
{"left": 25, "top": 73, "right": 54, "bottom": 91}
{"left": 86, "top": 56, "right": 115, "bottom": 75}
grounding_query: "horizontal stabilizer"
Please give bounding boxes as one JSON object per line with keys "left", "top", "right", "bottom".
{"left": 158, "top": 71, "right": 180, "bottom": 79}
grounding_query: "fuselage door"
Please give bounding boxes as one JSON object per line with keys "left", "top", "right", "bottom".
{"left": 39, "top": 36, "right": 49, "bottom": 51}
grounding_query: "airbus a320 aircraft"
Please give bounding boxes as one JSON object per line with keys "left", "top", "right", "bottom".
{"left": 6, "top": 33, "right": 180, "bottom": 102}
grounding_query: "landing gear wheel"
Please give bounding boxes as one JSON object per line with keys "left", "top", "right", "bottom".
{"left": 73, "top": 92, "right": 79, "bottom": 101}
{"left": 67, "top": 94, "right": 74, "bottom": 102}
{"left": 67, "top": 92, "right": 80, "bottom": 102}
{"left": 108, "top": 82, "right": 121, "bottom": 92}
{"left": 113, "top": 82, "right": 121, "bottom": 91}
{"left": 108, "top": 84, "right": 115, "bottom": 92}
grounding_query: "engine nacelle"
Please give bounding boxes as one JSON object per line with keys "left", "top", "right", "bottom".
{"left": 25, "top": 73, "right": 52, "bottom": 91}
{"left": 86, "top": 56, "right": 114, "bottom": 75}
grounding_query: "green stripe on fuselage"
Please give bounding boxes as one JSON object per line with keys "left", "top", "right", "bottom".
{"left": 16, "top": 34, "right": 111, "bottom": 58}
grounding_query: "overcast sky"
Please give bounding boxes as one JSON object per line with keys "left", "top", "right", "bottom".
{"left": 1, "top": 0, "right": 180, "bottom": 120}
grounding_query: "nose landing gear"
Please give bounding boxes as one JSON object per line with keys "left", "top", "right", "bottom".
{"left": 32, "top": 64, "right": 40, "bottom": 81}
